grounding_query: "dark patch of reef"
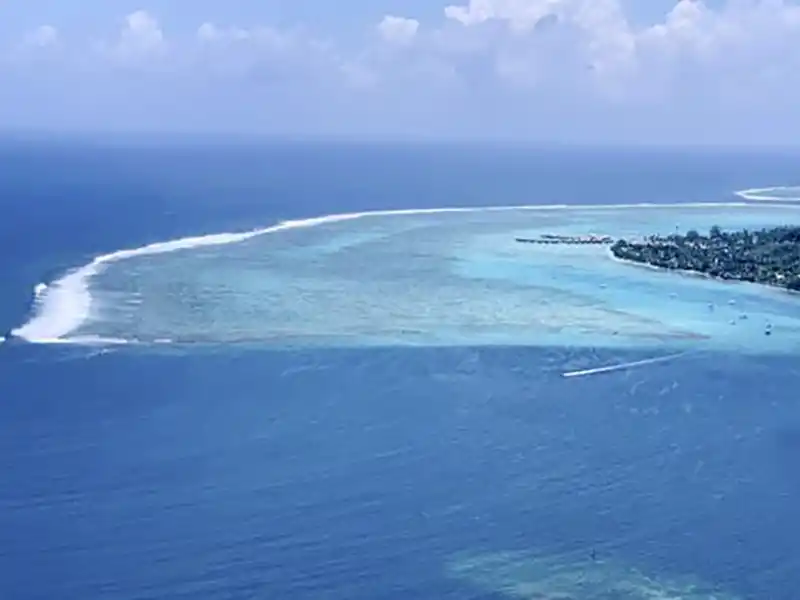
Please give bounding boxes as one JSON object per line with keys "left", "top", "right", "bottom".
{"left": 610, "top": 225, "right": 800, "bottom": 292}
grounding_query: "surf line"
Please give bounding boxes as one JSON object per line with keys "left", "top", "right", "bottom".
{"left": 734, "top": 186, "right": 800, "bottom": 202}
{"left": 562, "top": 351, "right": 691, "bottom": 378}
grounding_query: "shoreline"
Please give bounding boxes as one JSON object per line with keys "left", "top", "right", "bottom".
{"left": 605, "top": 247, "right": 800, "bottom": 298}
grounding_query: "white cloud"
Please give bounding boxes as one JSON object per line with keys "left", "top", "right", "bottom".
{"left": 442, "top": 0, "right": 636, "bottom": 72}
{"left": 377, "top": 16, "right": 420, "bottom": 44}
{"left": 7, "top": 3, "right": 800, "bottom": 141}
{"left": 195, "top": 22, "right": 305, "bottom": 55}
{"left": 198, "top": 23, "right": 257, "bottom": 44}
{"left": 8, "top": 2, "right": 800, "bottom": 98}
{"left": 193, "top": 21, "right": 341, "bottom": 77}
{"left": 100, "top": 10, "right": 166, "bottom": 63}
{"left": 444, "top": 0, "right": 565, "bottom": 30}
{"left": 432, "top": 0, "right": 800, "bottom": 104}
{"left": 23, "top": 25, "right": 59, "bottom": 49}
{"left": 123, "top": 10, "right": 164, "bottom": 50}
{"left": 197, "top": 22, "right": 228, "bottom": 43}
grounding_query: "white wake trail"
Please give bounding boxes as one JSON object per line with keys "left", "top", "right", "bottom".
{"left": 562, "top": 351, "right": 691, "bottom": 378}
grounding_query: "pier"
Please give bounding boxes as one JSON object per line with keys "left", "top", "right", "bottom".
{"left": 515, "top": 234, "right": 614, "bottom": 246}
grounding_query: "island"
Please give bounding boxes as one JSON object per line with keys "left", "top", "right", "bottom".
{"left": 610, "top": 225, "right": 800, "bottom": 292}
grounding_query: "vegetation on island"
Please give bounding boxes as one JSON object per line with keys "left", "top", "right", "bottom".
{"left": 610, "top": 225, "right": 800, "bottom": 292}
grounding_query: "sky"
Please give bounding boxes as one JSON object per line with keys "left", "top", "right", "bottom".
{"left": 0, "top": 0, "right": 798, "bottom": 144}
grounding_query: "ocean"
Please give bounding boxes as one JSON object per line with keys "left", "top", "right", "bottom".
{"left": 1, "top": 139, "right": 800, "bottom": 599}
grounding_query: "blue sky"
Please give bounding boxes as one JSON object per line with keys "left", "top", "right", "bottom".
{"left": 0, "top": 1, "right": 796, "bottom": 143}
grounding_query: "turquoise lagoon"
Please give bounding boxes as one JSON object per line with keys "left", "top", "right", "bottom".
{"left": 19, "top": 202, "right": 800, "bottom": 355}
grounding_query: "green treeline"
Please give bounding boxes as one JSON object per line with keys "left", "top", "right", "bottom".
{"left": 610, "top": 225, "right": 800, "bottom": 292}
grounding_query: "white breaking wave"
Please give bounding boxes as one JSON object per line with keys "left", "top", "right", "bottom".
{"left": 7, "top": 200, "right": 767, "bottom": 345}
{"left": 735, "top": 186, "right": 800, "bottom": 202}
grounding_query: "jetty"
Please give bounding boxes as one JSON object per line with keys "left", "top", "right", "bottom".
{"left": 516, "top": 234, "right": 614, "bottom": 246}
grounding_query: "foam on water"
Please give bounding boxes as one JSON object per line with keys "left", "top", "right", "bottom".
{"left": 12, "top": 216, "right": 344, "bottom": 343}
{"left": 10, "top": 191, "right": 800, "bottom": 351}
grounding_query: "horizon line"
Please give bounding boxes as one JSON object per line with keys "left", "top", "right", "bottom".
{"left": 3, "top": 130, "right": 800, "bottom": 153}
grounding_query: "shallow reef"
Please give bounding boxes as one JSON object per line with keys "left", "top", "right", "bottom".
{"left": 447, "top": 550, "right": 741, "bottom": 600}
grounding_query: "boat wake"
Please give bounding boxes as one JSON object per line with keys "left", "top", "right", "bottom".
{"left": 562, "top": 351, "right": 691, "bottom": 378}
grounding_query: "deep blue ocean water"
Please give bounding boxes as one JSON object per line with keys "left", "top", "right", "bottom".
{"left": 2, "top": 139, "right": 800, "bottom": 599}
